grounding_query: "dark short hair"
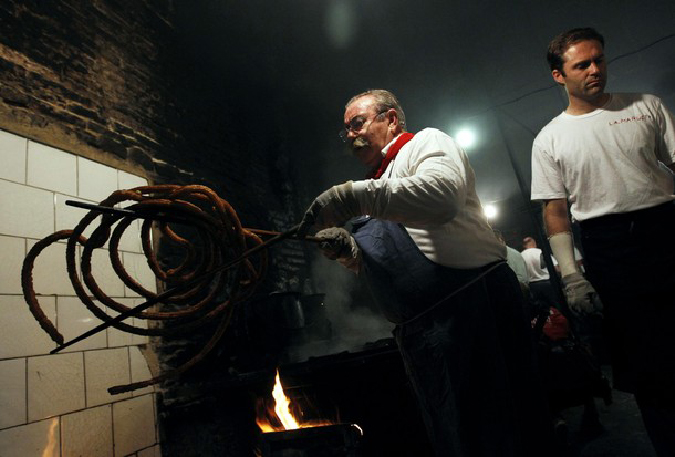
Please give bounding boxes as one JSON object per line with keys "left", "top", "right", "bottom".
{"left": 547, "top": 28, "right": 605, "bottom": 73}
{"left": 522, "top": 236, "right": 536, "bottom": 248}
{"left": 346, "top": 89, "right": 407, "bottom": 131}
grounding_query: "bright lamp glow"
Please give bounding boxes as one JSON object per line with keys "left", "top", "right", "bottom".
{"left": 455, "top": 128, "right": 476, "bottom": 149}
{"left": 484, "top": 204, "right": 498, "bottom": 220}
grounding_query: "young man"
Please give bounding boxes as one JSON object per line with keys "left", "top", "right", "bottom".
{"left": 300, "top": 89, "right": 553, "bottom": 456}
{"left": 531, "top": 27, "right": 675, "bottom": 456}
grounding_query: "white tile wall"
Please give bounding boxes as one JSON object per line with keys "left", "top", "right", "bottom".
{"left": 112, "top": 395, "right": 157, "bottom": 457}
{"left": 57, "top": 297, "right": 108, "bottom": 353}
{"left": 54, "top": 193, "right": 99, "bottom": 241}
{"left": 0, "top": 132, "right": 159, "bottom": 456}
{"left": 0, "top": 130, "right": 27, "bottom": 184}
{"left": 78, "top": 156, "right": 119, "bottom": 203}
{"left": 28, "top": 352, "right": 85, "bottom": 421}
{"left": 0, "top": 179, "right": 54, "bottom": 238}
{"left": 117, "top": 171, "right": 148, "bottom": 212}
{"left": 117, "top": 218, "right": 145, "bottom": 254}
{"left": 0, "top": 358, "right": 26, "bottom": 429}
{"left": 131, "top": 306, "right": 150, "bottom": 346}
{"left": 61, "top": 404, "right": 113, "bottom": 457}
{"left": 129, "top": 346, "right": 154, "bottom": 397}
{"left": 91, "top": 249, "right": 127, "bottom": 297}
{"left": 118, "top": 171, "right": 148, "bottom": 191}
{"left": 0, "top": 295, "right": 57, "bottom": 358}
{"left": 27, "top": 141, "right": 77, "bottom": 195}
{"left": 122, "top": 252, "right": 158, "bottom": 298}
{"left": 107, "top": 301, "right": 134, "bottom": 348}
{"left": 0, "top": 235, "right": 24, "bottom": 294}
{"left": 91, "top": 247, "right": 127, "bottom": 297}
{"left": 85, "top": 348, "right": 132, "bottom": 407}
{"left": 27, "top": 240, "right": 76, "bottom": 296}
{"left": 0, "top": 417, "right": 60, "bottom": 457}
{"left": 114, "top": 171, "right": 149, "bottom": 254}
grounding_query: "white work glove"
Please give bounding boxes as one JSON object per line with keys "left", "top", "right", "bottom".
{"left": 298, "top": 182, "right": 360, "bottom": 237}
{"left": 315, "top": 227, "right": 361, "bottom": 272}
{"left": 562, "top": 271, "right": 602, "bottom": 315}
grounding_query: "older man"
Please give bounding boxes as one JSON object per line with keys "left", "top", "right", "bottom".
{"left": 300, "top": 89, "right": 553, "bottom": 456}
{"left": 531, "top": 27, "right": 675, "bottom": 455}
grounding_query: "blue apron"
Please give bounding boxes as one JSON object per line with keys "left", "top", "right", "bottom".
{"left": 351, "top": 216, "right": 553, "bottom": 457}
{"left": 351, "top": 216, "right": 501, "bottom": 324}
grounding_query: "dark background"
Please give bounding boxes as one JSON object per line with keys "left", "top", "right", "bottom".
{"left": 172, "top": 0, "right": 675, "bottom": 246}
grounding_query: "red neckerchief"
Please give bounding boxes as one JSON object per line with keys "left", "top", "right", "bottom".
{"left": 367, "top": 132, "right": 415, "bottom": 179}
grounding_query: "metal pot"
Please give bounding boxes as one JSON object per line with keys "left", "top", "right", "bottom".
{"left": 268, "top": 291, "right": 306, "bottom": 330}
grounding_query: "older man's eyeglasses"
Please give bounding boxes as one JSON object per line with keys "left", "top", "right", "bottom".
{"left": 339, "top": 110, "right": 388, "bottom": 142}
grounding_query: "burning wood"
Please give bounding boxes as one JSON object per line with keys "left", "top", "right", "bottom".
{"left": 256, "top": 370, "right": 336, "bottom": 433}
{"left": 258, "top": 423, "right": 364, "bottom": 457}
{"left": 256, "top": 372, "right": 364, "bottom": 456}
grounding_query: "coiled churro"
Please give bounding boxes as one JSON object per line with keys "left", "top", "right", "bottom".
{"left": 22, "top": 185, "right": 267, "bottom": 394}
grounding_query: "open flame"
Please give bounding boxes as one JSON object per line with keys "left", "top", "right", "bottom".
{"left": 256, "top": 369, "right": 334, "bottom": 433}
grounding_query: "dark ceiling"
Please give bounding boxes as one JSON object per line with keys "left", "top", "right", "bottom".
{"left": 172, "top": 0, "right": 675, "bottom": 246}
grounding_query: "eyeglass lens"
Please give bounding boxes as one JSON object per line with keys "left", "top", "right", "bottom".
{"left": 340, "top": 116, "right": 369, "bottom": 140}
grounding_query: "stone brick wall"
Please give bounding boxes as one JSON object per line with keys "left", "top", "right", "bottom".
{"left": 0, "top": 0, "right": 173, "bottom": 178}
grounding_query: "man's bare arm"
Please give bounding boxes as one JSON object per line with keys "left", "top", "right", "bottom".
{"left": 542, "top": 198, "right": 571, "bottom": 236}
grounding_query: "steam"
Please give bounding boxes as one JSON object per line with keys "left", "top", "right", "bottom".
{"left": 293, "top": 252, "right": 395, "bottom": 362}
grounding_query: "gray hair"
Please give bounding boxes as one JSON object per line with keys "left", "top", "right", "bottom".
{"left": 346, "top": 89, "right": 407, "bottom": 131}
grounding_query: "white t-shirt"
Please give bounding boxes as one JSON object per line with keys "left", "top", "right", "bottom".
{"left": 531, "top": 93, "right": 675, "bottom": 221}
{"left": 352, "top": 128, "right": 505, "bottom": 269}
{"left": 520, "top": 246, "right": 582, "bottom": 281}
{"left": 521, "top": 248, "right": 554, "bottom": 282}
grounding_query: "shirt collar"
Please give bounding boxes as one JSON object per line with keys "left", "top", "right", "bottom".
{"left": 381, "top": 133, "right": 404, "bottom": 157}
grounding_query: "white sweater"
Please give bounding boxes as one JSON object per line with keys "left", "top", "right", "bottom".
{"left": 351, "top": 128, "right": 505, "bottom": 269}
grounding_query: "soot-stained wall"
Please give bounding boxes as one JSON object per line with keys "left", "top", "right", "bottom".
{"left": 0, "top": 0, "right": 174, "bottom": 174}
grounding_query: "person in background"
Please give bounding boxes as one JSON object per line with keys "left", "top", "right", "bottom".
{"left": 521, "top": 236, "right": 557, "bottom": 319}
{"left": 494, "top": 231, "right": 531, "bottom": 316}
{"left": 300, "top": 89, "right": 554, "bottom": 456}
{"left": 531, "top": 27, "right": 675, "bottom": 456}
{"left": 495, "top": 231, "right": 530, "bottom": 288}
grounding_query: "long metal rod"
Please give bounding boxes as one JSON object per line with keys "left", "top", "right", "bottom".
{"left": 246, "top": 228, "right": 322, "bottom": 243}
{"left": 64, "top": 200, "right": 323, "bottom": 242}
{"left": 65, "top": 200, "right": 187, "bottom": 224}
{"left": 50, "top": 225, "right": 301, "bottom": 354}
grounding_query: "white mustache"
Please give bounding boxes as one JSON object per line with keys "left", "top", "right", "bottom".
{"left": 352, "top": 136, "right": 369, "bottom": 149}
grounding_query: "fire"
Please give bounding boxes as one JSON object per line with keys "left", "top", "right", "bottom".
{"left": 256, "top": 369, "right": 334, "bottom": 433}
{"left": 271, "top": 370, "right": 300, "bottom": 430}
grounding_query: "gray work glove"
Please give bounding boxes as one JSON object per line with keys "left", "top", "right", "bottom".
{"left": 316, "top": 227, "right": 361, "bottom": 272}
{"left": 562, "top": 272, "right": 603, "bottom": 315}
{"left": 297, "top": 182, "right": 360, "bottom": 237}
